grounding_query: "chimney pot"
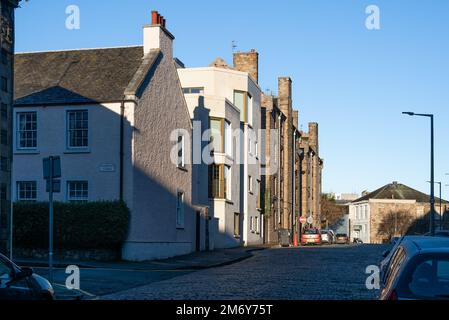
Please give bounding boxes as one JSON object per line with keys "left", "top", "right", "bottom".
{"left": 152, "top": 11, "right": 159, "bottom": 25}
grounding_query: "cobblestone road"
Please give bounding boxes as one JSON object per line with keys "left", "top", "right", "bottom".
{"left": 103, "top": 245, "right": 386, "bottom": 300}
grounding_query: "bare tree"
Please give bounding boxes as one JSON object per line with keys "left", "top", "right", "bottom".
{"left": 321, "top": 194, "right": 347, "bottom": 228}
{"left": 377, "top": 210, "right": 414, "bottom": 241}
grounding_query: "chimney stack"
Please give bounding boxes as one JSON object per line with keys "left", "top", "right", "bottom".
{"left": 144, "top": 10, "right": 174, "bottom": 56}
{"left": 233, "top": 49, "right": 259, "bottom": 83}
{"left": 278, "top": 77, "right": 292, "bottom": 115}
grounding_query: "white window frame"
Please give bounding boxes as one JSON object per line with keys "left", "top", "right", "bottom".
{"left": 224, "top": 120, "right": 232, "bottom": 157}
{"left": 67, "top": 181, "right": 88, "bottom": 202}
{"left": 176, "top": 191, "right": 185, "bottom": 229}
{"left": 225, "top": 165, "right": 231, "bottom": 201}
{"left": 178, "top": 134, "right": 185, "bottom": 168}
{"left": 248, "top": 175, "right": 253, "bottom": 194}
{"left": 16, "top": 111, "right": 37, "bottom": 150}
{"left": 17, "top": 181, "right": 37, "bottom": 202}
{"left": 66, "top": 110, "right": 89, "bottom": 150}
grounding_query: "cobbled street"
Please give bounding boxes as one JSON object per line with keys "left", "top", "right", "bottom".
{"left": 103, "top": 245, "right": 386, "bottom": 300}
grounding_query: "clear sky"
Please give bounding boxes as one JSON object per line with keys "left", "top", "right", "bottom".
{"left": 15, "top": 0, "right": 449, "bottom": 199}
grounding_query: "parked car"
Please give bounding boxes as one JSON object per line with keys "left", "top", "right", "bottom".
{"left": 328, "top": 230, "right": 336, "bottom": 244}
{"left": 335, "top": 234, "right": 349, "bottom": 245}
{"left": 301, "top": 229, "right": 322, "bottom": 246}
{"left": 320, "top": 230, "right": 333, "bottom": 244}
{"left": 353, "top": 238, "right": 364, "bottom": 244}
{"left": 380, "top": 236, "right": 449, "bottom": 300}
{"left": 0, "top": 253, "right": 54, "bottom": 300}
{"left": 424, "top": 230, "right": 449, "bottom": 238}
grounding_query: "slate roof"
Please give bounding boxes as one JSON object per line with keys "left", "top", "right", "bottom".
{"left": 14, "top": 46, "right": 156, "bottom": 105}
{"left": 353, "top": 182, "right": 449, "bottom": 204}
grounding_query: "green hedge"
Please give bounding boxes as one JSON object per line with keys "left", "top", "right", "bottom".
{"left": 13, "top": 201, "right": 130, "bottom": 250}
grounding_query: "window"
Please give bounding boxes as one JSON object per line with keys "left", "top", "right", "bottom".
{"left": 248, "top": 175, "right": 253, "bottom": 194}
{"left": 224, "top": 120, "right": 232, "bottom": 156}
{"left": 408, "top": 257, "right": 449, "bottom": 298}
{"left": 233, "top": 90, "right": 249, "bottom": 123}
{"left": 224, "top": 165, "right": 231, "bottom": 201}
{"left": 255, "top": 216, "right": 259, "bottom": 234}
{"left": 250, "top": 216, "right": 254, "bottom": 232}
{"left": 208, "top": 164, "right": 229, "bottom": 200}
{"left": 1, "top": 103, "right": 7, "bottom": 120}
{"left": 1, "top": 49, "right": 7, "bottom": 65}
{"left": 256, "top": 180, "right": 261, "bottom": 209}
{"left": 255, "top": 141, "right": 258, "bottom": 158}
{"left": 183, "top": 87, "right": 204, "bottom": 94}
{"left": 176, "top": 191, "right": 185, "bottom": 228}
{"left": 17, "top": 181, "right": 37, "bottom": 202}
{"left": 249, "top": 138, "right": 253, "bottom": 155}
{"left": 247, "top": 93, "right": 253, "bottom": 126}
{"left": 234, "top": 212, "right": 240, "bottom": 237}
{"left": 0, "top": 129, "right": 7, "bottom": 146}
{"left": 17, "top": 112, "right": 37, "bottom": 149}
{"left": 1, "top": 77, "right": 7, "bottom": 92}
{"left": 0, "top": 157, "right": 8, "bottom": 172}
{"left": 210, "top": 118, "right": 223, "bottom": 153}
{"left": 67, "top": 110, "right": 88, "bottom": 148}
{"left": 67, "top": 181, "right": 88, "bottom": 202}
{"left": 177, "top": 134, "right": 185, "bottom": 168}
{"left": 210, "top": 118, "right": 232, "bottom": 157}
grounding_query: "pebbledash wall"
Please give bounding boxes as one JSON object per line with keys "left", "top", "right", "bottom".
{"left": 13, "top": 12, "right": 198, "bottom": 261}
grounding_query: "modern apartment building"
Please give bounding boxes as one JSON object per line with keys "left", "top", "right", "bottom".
{"left": 178, "top": 50, "right": 264, "bottom": 247}
{"left": 13, "top": 11, "right": 201, "bottom": 261}
{"left": 0, "top": 0, "right": 19, "bottom": 255}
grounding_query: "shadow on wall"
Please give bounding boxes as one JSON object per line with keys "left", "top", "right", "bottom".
{"left": 191, "top": 95, "right": 243, "bottom": 249}
{"left": 14, "top": 87, "right": 241, "bottom": 260}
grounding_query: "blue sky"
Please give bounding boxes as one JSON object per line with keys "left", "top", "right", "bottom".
{"left": 15, "top": 0, "right": 449, "bottom": 199}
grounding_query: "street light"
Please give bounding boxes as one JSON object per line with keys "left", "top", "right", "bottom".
{"left": 402, "top": 112, "right": 435, "bottom": 236}
{"left": 428, "top": 181, "right": 442, "bottom": 230}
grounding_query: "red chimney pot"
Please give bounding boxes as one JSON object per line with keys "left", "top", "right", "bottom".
{"left": 151, "top": 11, "right": 159, "bottom": 25}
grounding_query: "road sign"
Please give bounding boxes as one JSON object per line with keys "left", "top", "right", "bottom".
{"left": 43, "top": 156, "right": 61, "bottom": 179}
{"left": 307, "top": 216, "right": 314, "bottom": 225}
{"left": 299, "top": 216, "right": 307, "bottom": 224}
{"left": 46, "top": 179, "right": 61, "bottom": 193}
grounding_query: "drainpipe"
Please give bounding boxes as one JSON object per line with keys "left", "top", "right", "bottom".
{"left": 277, "top": 114, "right": 282, "bottom": 231}
{"left": 119, "top": 99, "right": 125, "bottom": 202}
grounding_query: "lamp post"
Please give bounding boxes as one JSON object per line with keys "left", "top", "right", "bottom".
{"left": 402, "top": 112, "right": 435, "bottom": 236}
{"left": 428, "top": 181, "right": 442, "bottom": 230}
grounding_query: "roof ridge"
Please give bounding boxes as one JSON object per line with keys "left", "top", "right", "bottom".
{"left": 16, "top": 45, "right": 143, "bottom": 55}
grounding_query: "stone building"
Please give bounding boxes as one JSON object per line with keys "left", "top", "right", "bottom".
{"left": 13, "top": 11, "right": 201, "bottom": 261}
{"left": 0, "top": 0, "right": 19, "bottom": 255}
{"left": 298, "top": 123, "right": 323, "bottom": 229}
{"left": 261, "top": 77, "right": 322, "bottom": 245}
{"left": 349, "top": 182, "right": 449, "bottom": 244}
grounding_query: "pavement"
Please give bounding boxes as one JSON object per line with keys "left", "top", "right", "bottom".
{"left": 15, "top": 246, "right": 267, "bottom": 300}
{"left": 102, "top": 244, "right": 387, "bottom": 300}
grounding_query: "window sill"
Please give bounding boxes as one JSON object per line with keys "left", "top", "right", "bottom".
{"left": 176, "top": 226, "right": 185, "bottom": 230}
{"left": 64, "top": 148, "right": 91, "bottom": 154}
{"left": 15, "top": 149, "right": 40, "bottom": 155}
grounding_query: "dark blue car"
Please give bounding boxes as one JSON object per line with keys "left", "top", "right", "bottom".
{"left": 0, "top": 253, "right": 54, "bottom": 300}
